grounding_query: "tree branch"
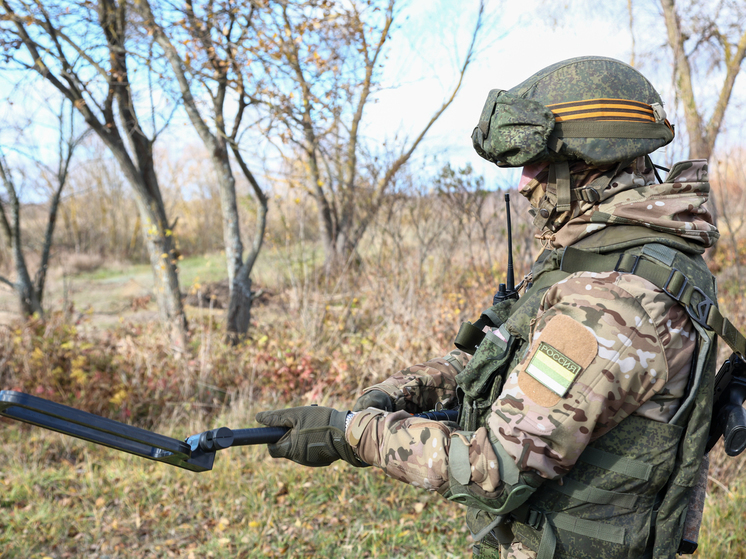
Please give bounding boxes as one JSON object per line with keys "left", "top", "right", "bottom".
{"left": 705, "top": 27, "right": 746, "bottom": 153}
{"left": 660, "top": 0, "right": 706, "bottom": 157}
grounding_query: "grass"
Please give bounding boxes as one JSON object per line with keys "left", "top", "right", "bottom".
{"left": 0, "top": 414, "right": 472, "bottom": 559}
{"left": 3, "top": 211, "right": 746, "bottom": 557}
{"left": 4, "top": 421, "right": 745, "bottom": 559}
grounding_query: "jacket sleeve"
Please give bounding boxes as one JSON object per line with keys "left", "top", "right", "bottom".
{"left": 359, "top": 349, "right": 470, "bottom": 413}
{"left": 346, "top": 271, "right": 695, "bottom": 497}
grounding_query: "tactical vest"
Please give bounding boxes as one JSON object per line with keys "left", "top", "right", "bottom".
{"left": 449, "top": 230, "right": 744, "bottom": 559}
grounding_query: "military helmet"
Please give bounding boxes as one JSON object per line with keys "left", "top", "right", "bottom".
{"left": 471, "top": 56, "right": 674, "bottom": 168}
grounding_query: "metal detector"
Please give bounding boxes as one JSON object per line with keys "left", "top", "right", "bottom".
{"left": 0, "top": 390, "right": 458, "bottom": 472}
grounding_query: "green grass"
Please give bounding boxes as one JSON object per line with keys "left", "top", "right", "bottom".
{"left": 75, "top": 262, "right": 152, "bottom": 282}
{"left": 5, "top": 418, "right": 746, "bottom": 559}
{"left": 0, "top": 422, "right": 471, "bottom": 559}
{"left": 72, "top": 253, "right": 228, "bottom": 287}
{"left": 176, "top": 253, "right": 228, "bottom": 287}
{"left": 694, "top": 478, "right": 746, "bottom": 558}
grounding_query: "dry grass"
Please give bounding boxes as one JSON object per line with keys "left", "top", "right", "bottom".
{"left": 2, "top": 179, "right": 746, "bottom": 557}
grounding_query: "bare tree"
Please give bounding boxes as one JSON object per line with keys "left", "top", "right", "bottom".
{"left": 712, "top": 149, "right": 746, "bottom": 288}
{"left": 435, "top": 163, "right": 496, "bottom": 271}
{"left": 659, "top": 0, "right": 746, "bottom": 161}
{"left": 134, "top": 0, "right": 269, "bottom": 342}
{"left": 0, "top": 100, "right": 87, "bottom": 317}
{"left": 1, "top": 0, "right": 189, "bottom": 346}
{"left": 658, "top": 0, "right": 746, "bottom": 246}
{"left": 250, "top": 0, "right": 486, "bottom": 270}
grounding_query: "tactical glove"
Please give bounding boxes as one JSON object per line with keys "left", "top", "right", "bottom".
{"left": 352, "top": 389, "right": 394, "bottom": 412}
{"left": 256, "top": 406, "right": 368, "bottom": 468}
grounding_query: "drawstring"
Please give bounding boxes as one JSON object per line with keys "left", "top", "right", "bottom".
{"left": 535, "top": 231, "right": 556, "bottom": 249}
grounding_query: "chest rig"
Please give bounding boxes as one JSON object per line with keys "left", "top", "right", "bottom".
{"left": 451, "top": 234, "right": 745, "bottom": 559}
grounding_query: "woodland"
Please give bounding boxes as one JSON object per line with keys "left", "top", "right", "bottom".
{"left": 1, "top": 0, "right": 746, "bottom": 557}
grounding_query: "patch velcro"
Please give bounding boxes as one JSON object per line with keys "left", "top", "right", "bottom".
{"left": 526, "top": 342, "right": 582, "bottom": 397}
{"left": 518, "top": 314, "right": 598, "bottom": 407}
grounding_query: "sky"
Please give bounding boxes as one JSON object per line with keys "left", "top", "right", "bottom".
{"left": 362, "top": 0, "right": 746, "bottom": 185}
{"left": 365, "top": 0, "right": 638, "bottom": 184}
{"left": 1, "top": 0, "right": 745, "bottom": 197}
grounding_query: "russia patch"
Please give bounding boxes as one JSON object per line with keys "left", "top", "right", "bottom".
{"left": 525, "top": 341, "right": 582, "bottom": 397}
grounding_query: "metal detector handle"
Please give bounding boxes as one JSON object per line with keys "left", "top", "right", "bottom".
{"left": 185, "top": 409, "right": 460, "bottom": 450}
{"left": 204, "top": 408, "right": 461, "bottom": 448}
{"left": 233, "top": 427, "right": 290, "bottom": 446}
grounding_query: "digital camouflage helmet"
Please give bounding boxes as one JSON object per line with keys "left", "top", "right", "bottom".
{"left": 471, "top": 56, "right": 676, "bottom": 232}
{"left": 471, "top": 56, "right": 674, "bottom": 168}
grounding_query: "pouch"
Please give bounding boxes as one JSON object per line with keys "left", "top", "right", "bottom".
{"left": 471, "top": 89, "right": 556, "bottom": 167}
{"left": 457, "top": 324, "right": 519, "bottom": 431}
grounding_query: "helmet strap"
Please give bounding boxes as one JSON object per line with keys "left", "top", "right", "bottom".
{"left": 554, "top": 161, "right": 572, "bottom": 213}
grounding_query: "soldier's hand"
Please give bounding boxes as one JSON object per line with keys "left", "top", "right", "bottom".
{"left": 352, "top": 389, "right": 394, "bottom": 412}
{"left": 256, "top": 406, "right": 367, "bottom": 468}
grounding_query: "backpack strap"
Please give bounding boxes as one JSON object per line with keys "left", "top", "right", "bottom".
{"left": 560, "top": 246, "right": 746, "bottom": 359}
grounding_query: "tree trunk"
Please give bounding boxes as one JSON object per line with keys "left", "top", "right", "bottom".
{"left": 226, "top": 275, "right": 252, "bottom": 344}
{"left": 134, "top": 195, "right": 188, "bottom": 349}
{"left": 134, "top": 0, "right": 271, "bottom": 342}
{"left": 0, "top": 156, "right": 43, "bottom": 318}
{"left": 2, "top": 0, "right": 189, "bottom": 344}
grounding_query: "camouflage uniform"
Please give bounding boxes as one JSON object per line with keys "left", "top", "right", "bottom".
{"left": 345, "top": 158, "right": 718, "bottom": 558}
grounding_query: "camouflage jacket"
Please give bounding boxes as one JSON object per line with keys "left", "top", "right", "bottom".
{"left": 345, "top": 159, "right": 717, "bottom": 558}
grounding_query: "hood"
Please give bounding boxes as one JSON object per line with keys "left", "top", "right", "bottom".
{"left": 519, "top": 158, "right": 719, "bottom": 250}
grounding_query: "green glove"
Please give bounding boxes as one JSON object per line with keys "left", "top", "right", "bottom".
{"left": 352, "top": 389, "right": 394, "bottom": 412}
{"left": 255, "top": 406, "right": 368, "bottom": 468}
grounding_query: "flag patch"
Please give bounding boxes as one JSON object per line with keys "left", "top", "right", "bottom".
{"left": 526, "top": 342, "right": 582, "bottom": 397}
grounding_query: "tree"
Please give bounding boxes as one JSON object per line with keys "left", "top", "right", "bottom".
{"left": 659, "top": 0, "right": 746, "bottom": 161}
{"left": 0, "top": 99, "right": 87, "bottom": 317}
{"left": 134, "top": 0, "right": 269, "bottom": 342}
{"left": 540, "top": 0, "right": 745, "bottom": 163}
{"left": 252, "top": 0, "right": 485, "bottom": 270}
{"left": 1, "top": 0, "right": 189, "bottom": 346}
{"left": 434, "top": 163, "right": 495, "bottom": 272}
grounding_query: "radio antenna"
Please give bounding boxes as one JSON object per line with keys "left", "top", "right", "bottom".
{"left": 505, "top": 193, "right": 515, "bottom": 294}
{"left": 494, "top": 193, "right": 518, "bottom": 304}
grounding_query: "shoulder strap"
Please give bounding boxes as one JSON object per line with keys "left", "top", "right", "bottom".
{"left": 560, "top": 246, "right": 746, "bottom": 359}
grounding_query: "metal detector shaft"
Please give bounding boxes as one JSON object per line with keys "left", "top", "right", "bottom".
{"left": 1, "top": 390, "right": 459, "bottom": 472}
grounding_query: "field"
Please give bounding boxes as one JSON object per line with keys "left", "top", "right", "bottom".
{"left": 2, "top": 196, "right": 746, "bottom": 558}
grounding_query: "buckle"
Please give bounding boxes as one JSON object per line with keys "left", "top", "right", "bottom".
{"left": 527, "top": 509, "right": 545, "bottom": 530}
{"left": 578, "top": 187, "right": 601, "bottom": 203}
{"left": 615, "top": 254, "right": 640, "bottom": 274}
{"left": 663, "top": 269, "right": 688, "bottom": 301}
{"left": 687, "top": 286, "right": 715, "bottom": 330}
{"left": 663, "top": 269, "right": 715, "bottom": 330}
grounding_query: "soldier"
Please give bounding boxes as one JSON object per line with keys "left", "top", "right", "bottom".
{"left": 257, "top": 56, "right": 723, "bottom": 558}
